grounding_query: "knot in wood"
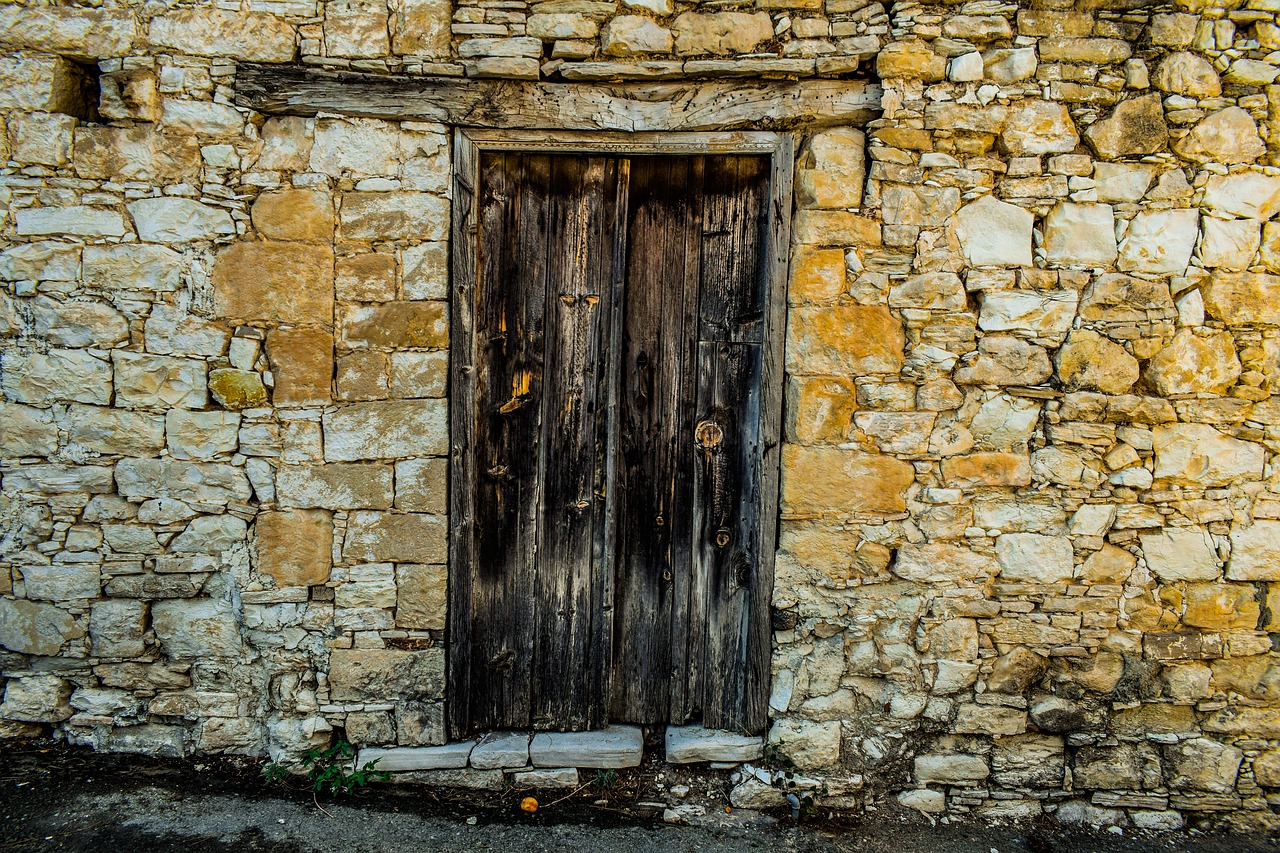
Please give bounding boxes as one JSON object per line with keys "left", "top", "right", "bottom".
{"left": 695, "top": 420, "right": 724, "bottom": 449}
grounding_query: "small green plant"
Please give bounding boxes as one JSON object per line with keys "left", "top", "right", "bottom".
{"left": 593, "top": 768, "right": 619, "bottom": 790}
{"left": 261, "top": 760, "right": 290, "bottom": 785}
{"left": 304, "top": 740, "right": 390, "bottom": 795}
{"left": 262, "top": 739, "right": 389, "bottom": 796}
{"left": 762, "top": 741, "right": 795, "bottom": 770}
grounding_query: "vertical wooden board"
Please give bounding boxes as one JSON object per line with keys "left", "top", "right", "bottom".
{"left": 692, "top": 340, "right": 765, "bottom": 734}
{"left": 698, "top": 156, "right": 770, "bottom": 343}
{"left": 609, "top": 156, "right": 702, "bottom": 725}
{"left": 609, "top": 155, "right": 668, "bottom": 724}
{"left": 665, "top": 156, "right": 708, "bottom": 726}
{"left": 463, "top": 152, "right": 552, "bottom": 732}
{"left": 596, "top": 156, "right": 628, "bottom": 729}
{"left": 447, "top": 130, "right": 479, "bottom": 738}
{"left": 530, "top": 155, "right": 619, "bottom": 730}
{"left": 597, "top": 155, "right": 629, "bottom": 730}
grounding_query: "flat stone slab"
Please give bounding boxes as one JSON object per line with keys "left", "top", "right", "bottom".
{"left": 470, "top": 732, "right": 531, "bottom": 769}
{"left": 665, "top": 725, "right": 764, "bottom": 763}
{"left": 730, "top": 776, "right": 786, "bottom": 808}
{"left": 529, "top": 725, "right": 643, "bottom": 768}
{"left": 358, "top": 742, "right": 474, "bottom": 772}
{"left": 510, "top": 767, "right": 580, "bottom": 789}
{"left": 395, "top": 768, "right": 505, "bottom": 789}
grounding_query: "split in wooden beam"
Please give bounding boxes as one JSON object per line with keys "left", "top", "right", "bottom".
{"left": 234, "top": 63, "right": 882, "bottom": 132}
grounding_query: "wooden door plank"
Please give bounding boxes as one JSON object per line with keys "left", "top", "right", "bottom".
{"left": 610, "top": 156, "right": 702, "bottom": 725}
{"left": 463, "top": 152, "right": 552, "bottom": 732}
{"left": 597, "top": 155, "right": 630, "bottom": 731}
{"left": 692, "top": 340, "right": 766, "bottom": 734}
{"left": 235, "top": 63, "right": 882, "bottom": 131}
{"left": 698, "top": 156, "right": 770, "bottom": 343}
{"left": 608, "top": 155, "right": 667, "bottom": 724}
{"left": 665, "top": 156, "right": 708, "bottom": 725}
{"left": 595, "top": 156, "right": 628, "bottom": 729}
{"left": 611, "top": 155, "right": 673, "bottom": 724}
{"left": 447, "top": 130, "right": 480, "bottom": 738}
{"left": 530, "top": 155, "right": 619, "bottom": 730}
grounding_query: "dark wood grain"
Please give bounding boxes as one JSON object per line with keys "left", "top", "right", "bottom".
{"left": 530, "top": 156, "right": 621, "bottom": 730}
{"left": 664, "top": 156, "right": 709, "bottom": 727}
{"left": 234, "top": 63, "right": 881, "bottom": 131}
{"left": 453, "top": 153, "right": 552, "bottom": 733}
{"left": 450, "top": 138, "right": 784, "bottom": 736}
{"left": 699, "top": 156, "right": 770, "bottom": 343}
{"left": 693, "top": 340, "right": 765, "bottom": 733}
{"left": 683, "top": 157, "right": 772, "bottom": 734}
{"left": 610, "top": 156, "right": 702, "bottom": 725}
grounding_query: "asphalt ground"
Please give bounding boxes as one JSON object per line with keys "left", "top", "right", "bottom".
{"left": 2, "top": 740, "right": 1277, "bottom": 853}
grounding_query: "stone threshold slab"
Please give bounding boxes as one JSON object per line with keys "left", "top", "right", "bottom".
{"left": 530, "top": 725, "right": 644, "bottom": 768}
{"left": 360, "top": 724, "right": 766, "bottom": 774}
{"left": 665, "top": 725, "right": 765, "bottom": 764}
{"left": 358, "top": 741, "right": 475, "bottom": 772}
{"left": 358, "top": 725, "right": 645, "bottom": 774}
{"left": 470, "top": 731, "right": 531, "bottom": 769}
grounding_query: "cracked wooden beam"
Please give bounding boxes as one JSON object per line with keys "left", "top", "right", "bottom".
{"left": 234, "top": 63, "right": 882, "bottom": 131}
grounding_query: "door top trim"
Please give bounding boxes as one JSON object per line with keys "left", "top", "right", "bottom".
{"left": 461, "top": 129, "right": 789, "bottom": 156}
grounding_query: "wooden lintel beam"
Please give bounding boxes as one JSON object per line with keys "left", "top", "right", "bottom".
{"left": 234, "top": 63, "right": 882, "bottom": 131}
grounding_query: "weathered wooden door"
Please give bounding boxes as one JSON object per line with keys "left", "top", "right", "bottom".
{"left": 449, "top": 136, "right": 787, "bottom": 738}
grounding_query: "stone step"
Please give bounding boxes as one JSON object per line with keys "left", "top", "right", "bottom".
{"left": 665, "top": 725, "right": 764, "bottom": 764}
{"left": 529, "top": 725, "right": 643, "bottom": 768}
{"left": 358, "top": 741, "right": 475, "bottom": 772}
{"left": 396, "top": 768, "right": 506, "bottom": 788}
{"left": 509, "top": 767, "right": 580, "bottom": 789}
{"left": 470, "top": 731, "right": 531, "bottom": 769}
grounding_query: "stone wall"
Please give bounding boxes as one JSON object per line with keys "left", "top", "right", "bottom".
{"left": 1, "top": 0, "right": 1280, "bottom": 833}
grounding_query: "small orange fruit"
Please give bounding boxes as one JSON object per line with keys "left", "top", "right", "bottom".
{"left": 520, "top": 796, "right": 539, "bottom": 813}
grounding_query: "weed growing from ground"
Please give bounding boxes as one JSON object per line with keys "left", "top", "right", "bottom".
{"left": 261, "top": 739, "right": 389, "bottom": 796}
{"left": 593, "top": 768, "right": 619, "bottom": 790}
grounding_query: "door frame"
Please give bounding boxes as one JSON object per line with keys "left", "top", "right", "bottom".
{"left": 447, "top": 129, "right": 795, "bottom": 737}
